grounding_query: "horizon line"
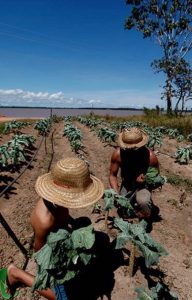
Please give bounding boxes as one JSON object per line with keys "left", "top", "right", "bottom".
{"left": 0, "top": 105, "right": 145, "bottom": 110}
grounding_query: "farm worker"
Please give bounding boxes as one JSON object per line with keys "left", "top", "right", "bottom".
{"left": 4, "top": 157, "right": 104, "bottom": 300}
{"left": 109, "top": 127, "right": 159, "bottom": 219}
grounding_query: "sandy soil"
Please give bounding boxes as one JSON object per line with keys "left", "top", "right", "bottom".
{"left": 0, "top": 117, "right": 40, "bottom": 122}
{"left": 0, "top": 120, "right": 192, "bottom": 300}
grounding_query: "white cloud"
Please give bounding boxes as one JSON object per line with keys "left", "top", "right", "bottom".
{"left": 0, "top": 87, "right": 164, "bottom": 108}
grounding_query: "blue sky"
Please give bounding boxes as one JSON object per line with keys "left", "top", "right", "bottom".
{"left": 0, "top": 0, "right": 165, "bottom": 108}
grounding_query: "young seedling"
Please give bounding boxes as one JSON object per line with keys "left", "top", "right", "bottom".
{"left": 103, "top": 189, "right": 135, "bottom": 231}
{"left": 114, "top": 218, "right": 168, "bottom": 276}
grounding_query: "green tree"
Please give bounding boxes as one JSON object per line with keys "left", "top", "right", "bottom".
{"left": 125, "top": 0, "right": 192, "bottom": 113}
{"left": 173, "top": 60, "right": 192, "bottom": 114}
{"left": 152, "top": 58, "right": 192, "bottom": 114}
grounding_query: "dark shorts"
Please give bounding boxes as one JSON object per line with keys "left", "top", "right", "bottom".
{"left": 120, "top": 186, "right": 153, "bottom": 215}
{"left": 53, "top": 285, "right": 69, "bottom": 300}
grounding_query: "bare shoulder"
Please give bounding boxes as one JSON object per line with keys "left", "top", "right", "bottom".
{"left": 111, "top": 146, "right": 121, "bottom": 163}
{"left": 148, "top": 148, "right": 159, "bottom": 167}
{"left": 30, "top": 199, "right": 54, "bottom": 233}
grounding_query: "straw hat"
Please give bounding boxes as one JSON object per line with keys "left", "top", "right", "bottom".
{"left": 35, "top": 157, "right": 104, "bottom": 208}
{"left": 118, "top": 127, "right": 149, "bottom": 149}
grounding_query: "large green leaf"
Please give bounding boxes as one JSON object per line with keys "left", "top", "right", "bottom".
{"left": 71, "top": 225, "right": 95, "bottom": 249}
{"left": 32, "top": 224, "right": 96, "bottom": 291}
{"left": 135, "top": 287, "right": 153, "bottom": 300}
{"left": 115, "top": 232, "right": 133, "bottom": 249}
{"left": 145, "top": 167, "right": 165, "bottom": 188}
{"left": 33, "top": 245, "right": 53, "bottom": 270}
{"left": 114, "top": 218, "right": 168, "bottom": 267}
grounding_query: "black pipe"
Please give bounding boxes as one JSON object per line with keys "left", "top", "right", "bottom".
{"left": 0, "top": 212, "right": 28, "bottom": 257}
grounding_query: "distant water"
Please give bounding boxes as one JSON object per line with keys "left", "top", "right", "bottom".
{"left": 0, "top": 107, "right": 143, "bottom": 118}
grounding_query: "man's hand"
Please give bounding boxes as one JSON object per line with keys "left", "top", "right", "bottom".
{"left": 136, "top": 174, "right": 145, "bottom": 183}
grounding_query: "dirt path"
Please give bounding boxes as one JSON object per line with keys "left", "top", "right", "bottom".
{"left": 0, "top": 120, "right": 192, "bottom": 299}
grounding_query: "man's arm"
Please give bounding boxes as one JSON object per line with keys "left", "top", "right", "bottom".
{"left": 149, "top": 149, "right": 160, "bottom": 171}
{"left": 109, "top": 148, "right": 121, "bottom": 193}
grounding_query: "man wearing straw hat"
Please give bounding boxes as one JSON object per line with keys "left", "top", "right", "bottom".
{"left": 2, "top": 157, "right": 104, "bottom": 300}
{"left": 109, "top": 127, "right": 159, "bottom": 219}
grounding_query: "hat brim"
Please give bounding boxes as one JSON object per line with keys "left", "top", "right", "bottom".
{"left": 118, "top": 130, "right": 149, "bottom": 149}
{"left": 35, "top": 173, "right": 104, "bottom": 209}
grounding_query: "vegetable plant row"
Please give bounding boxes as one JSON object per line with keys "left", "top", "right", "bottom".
{"left": 63, "top": 121, "right": 84, "bottom": 153}
{"left": 3, "top": 120, "right": 30, "bottom": 134}
{"left": 76, "top": 115, "right": 192, "bottom": 164}
{"left": 0, "top": 134, "right": 36, "bottom": 168}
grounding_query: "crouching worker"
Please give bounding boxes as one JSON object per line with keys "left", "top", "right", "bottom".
{"left": 109, "top": 127, "right": 159, "bottom": 219}
{"left": 3, "top": 157, "right": 104, "bottom": 300}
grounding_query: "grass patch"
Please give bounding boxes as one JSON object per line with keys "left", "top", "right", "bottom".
{"left": 90, "top": 113, "right": 192, "bottom": 136}
{"left": 166, "top": 173, "right": 192, "bottom": 192}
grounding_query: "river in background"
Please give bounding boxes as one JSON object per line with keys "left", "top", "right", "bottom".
{"left": 0, "top": 107, "right": 143, "bottom": 118}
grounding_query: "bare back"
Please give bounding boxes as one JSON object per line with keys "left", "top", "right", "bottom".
{"left": 30, "top": 198, "right": 69, "bottom": 251}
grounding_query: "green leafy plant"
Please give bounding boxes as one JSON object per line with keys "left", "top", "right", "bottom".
{"left": 103, "top": 189, "right": 134, "bottom": 217}
{"left": 176, "top": 134, "right": 185, "bottom": 142}
{"left": 8, "top": 134, "right": 35, "bottom": 149}
{"left": 70, "top": 140, "right": 84, "bottom": 152}
{"left": 175, "top": 145, "right": 192, "bottom": 164}
{"left": 147, "top": 133, "right": 162, "bottom": 150}
{"left": 0, "top": 144, "right": 9, "bottom": 167}
{"left": 166, "top": 128, "right": 180, "bottom": 139}
{"left": 63, "top": 123, "right": 84, "bottom": 153}
{"left": 145, "top": 167, "right": 166, "bottom": 189}
{"left": 32, "top": 224, "right": 96, "bottom": 291}
{"left": 9, "top": 144, "right": 26, "bottom": 165}
{"left": 92, "top": 202, "right": 102, "bottom": 214}
{"left": 34, "top": 118, "right": 52, "bottom": 135}
{"left": 97, "top": 127, "right": 117, "bottom": 143}
{"left": 0, "top": 134, "right": 36, "bottom": 168}
{"left": 114, "top": 218, "right": 168, "bottom": 268}
{"left": 187, "top": 133, "right": 192, "bottom": 142}
{"left": 3, "top": 120, "right": 29, "bottom": 134}
{"left": 64, "top": 116, "right": 72, "bottom": 122}
{"left": 154, "top": 126, "right": 167, "bottom": 135}
{"left": 135, "top": 282, "right": 178, "bottom": 300}
{"left": 77, "top": 116, "right": 102, "bottom": 128}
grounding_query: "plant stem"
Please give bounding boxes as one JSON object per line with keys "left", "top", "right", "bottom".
{"left": 129, "top": 241, "right": 135, "bottom": 277}
{"left": 105, "top": 211, "right": 109, "bottom": 232}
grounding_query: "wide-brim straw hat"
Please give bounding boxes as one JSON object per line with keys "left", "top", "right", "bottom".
{"left": 118, "top": 127, "right": 149, "bottom": 149}
{"left": 35, "top": 157, "right": 104, "bottom": 208}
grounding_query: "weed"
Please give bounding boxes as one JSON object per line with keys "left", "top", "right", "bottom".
{"left": 166, "top": 173, "right": 192, "bottom": 192}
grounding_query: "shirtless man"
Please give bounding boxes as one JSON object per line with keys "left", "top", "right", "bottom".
{"left": 6, "top": 157, "right": 104, "bottom": 300}
{"left": 109, "top": 127, "right": 159, "bottom": 218}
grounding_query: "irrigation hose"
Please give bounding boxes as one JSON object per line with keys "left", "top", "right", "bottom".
{"left": 0, "top": 135, "right": 44, "bottom": 198}
{"left": 0, "top": 212, "right": 28, "bottom": 258}
{"left": 47, "top": 129, "right": 55, "bottom": 172}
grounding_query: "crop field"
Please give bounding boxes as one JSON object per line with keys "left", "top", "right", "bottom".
{"left": 0, "top": 115, "right": 192, "bottom": 300}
